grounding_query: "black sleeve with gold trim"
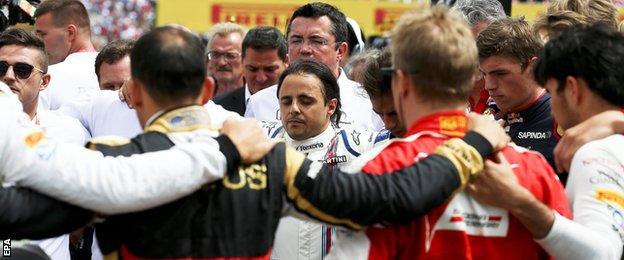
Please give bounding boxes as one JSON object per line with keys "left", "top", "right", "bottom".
{"left": 283, "top": 131, "right": 493, "bottom": 230}
{"left": 0, "top": 186, "right": 93, "bottom": 239}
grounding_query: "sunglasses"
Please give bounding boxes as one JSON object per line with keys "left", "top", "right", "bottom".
{"left": 0, "top": 61, "right": 45, "bottom": 79}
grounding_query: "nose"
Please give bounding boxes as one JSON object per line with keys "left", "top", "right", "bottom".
{"left": 3, "top": 65, "right": 16, "bottom": 82}
{"left": 290, "top": 101, "right": 301, "bottom": 114}
{"left": 256, "top": 71, "right": 267, "bottom": 83}
{"left": 299, "top": 43, "right": 313, "bottom": 56}
{"left": 483, "top": 75, "right": 496, "bottom": 91}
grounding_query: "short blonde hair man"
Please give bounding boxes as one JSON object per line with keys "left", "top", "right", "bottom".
{"left": 533, "top": 10, "right": 590, "bottom": 42}
{"left": 390, "top": 6, "right": 477, "bottom": 102}
{"left": 547, "top": 0, "right": 617, "bottom": 28}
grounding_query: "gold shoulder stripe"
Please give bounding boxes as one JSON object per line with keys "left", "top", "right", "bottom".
{"left": 434, "top": 138, "right": 484, "bottom": 188}
{"left": 87, "top": 137, "right": 131, "bottom": 150}
{"left": 282, "top": 145, "right": 364, "bottom": 230}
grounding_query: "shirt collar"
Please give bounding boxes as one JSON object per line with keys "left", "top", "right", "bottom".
{"left": 405, "top": 110, "right": 468, "bottom": 138}
{"left": 286, "top": 124, "right": 336, "bottom": 153}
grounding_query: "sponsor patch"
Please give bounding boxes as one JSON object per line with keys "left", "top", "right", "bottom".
{"left": 24, "top": 131, "right": 44, "bottom": 148}
{"left": 431, "top": 192, "right": 509, "bottom": 237}
{"left": 296, "top": 142, "right": 324, "bottom": 152}
{"left": 350, "top": 130, "right": 361, "bottom": 146}
{"left": 596, "top": 189, "right": 624, "bottom": 209}
{"left": 517, "top": 131, "right": 552, "bottom": 139}
{"left": 439, "top": 116, "right": 467, "bottom": 136}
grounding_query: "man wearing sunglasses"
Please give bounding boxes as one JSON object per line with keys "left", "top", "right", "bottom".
{"left": 206, "top": 22, "right": 246, "bottom": 96}
{"left": 0, "top": 28, "right": 92, "bottom": 260}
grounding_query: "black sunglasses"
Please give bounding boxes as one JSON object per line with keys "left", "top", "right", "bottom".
{"left": 0, "top": 61, "right": 45, "bottom": 79}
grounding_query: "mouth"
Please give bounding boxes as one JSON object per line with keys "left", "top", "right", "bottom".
{"left": 287, "top": 118, "right": 305, "bottom": 125}
{"left": 8, "top": 85, "right": 19, "bottom": 93}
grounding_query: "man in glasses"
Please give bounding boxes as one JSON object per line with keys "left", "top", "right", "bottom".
{"left": 206, "top": 22, "right": 246, "bottom": 96}
{"left": 245, "top": 2, "right": 383, "bottom": 131}
{"left": 213, "top": 26, "right": 288, "bottom": 116}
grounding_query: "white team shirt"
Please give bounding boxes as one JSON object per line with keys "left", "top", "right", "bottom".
{"left": 39, "top": 52, "right": 100, "bottom": 111}
{"left": 245, "top": 69, "right": 383, "bottom": 131}
{"left": 265, "top": 123, "right": 389, "bottom": 260}
{"left": 537, "top": 134, "right": 624, "bottom": 259}
{"left": 58, "top": 90, "right": 240, "bottom": 139}
{"left": 32, "top": 109, "right": 90, "bottom": 260}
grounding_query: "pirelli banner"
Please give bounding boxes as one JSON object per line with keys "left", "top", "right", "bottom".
{"left": 156, "top": 0, "right": 427, "bottom": 36}
{"left": 156, "top": 1, "right": 624, "bottom": 36}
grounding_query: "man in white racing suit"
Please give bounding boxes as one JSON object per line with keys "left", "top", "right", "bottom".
{"left": 266, "top": 60, "right": 390, "bottom": 260}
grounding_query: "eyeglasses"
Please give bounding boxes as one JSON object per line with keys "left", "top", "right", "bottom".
{"left": 288, "top": 37, "right": 338, "bottom": 50}
{"left": 0, "top": 61, "right": 45, "bottom": 80}
{"left": 207, "top": 51, "right": 241, "bottom": 61}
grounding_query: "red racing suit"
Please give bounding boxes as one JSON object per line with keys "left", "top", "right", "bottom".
{"left": 331, "top": 110, "right": 571, "bottom": 260}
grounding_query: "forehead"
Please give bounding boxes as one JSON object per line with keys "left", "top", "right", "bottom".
{"left": 34, "top": 13, "right": 59, "bottom": 29}
{"left": 210, "top": 32, "right": 243, "bottom": 50}
{"left": 243, "top": 48, "right": 282, "bottom": 65}
{"left": 0, "top": 45, "right": 42, "bottom": 63}
{"left": 289, "top": 16, "right": 334, "bottom": 39}
{"left": 479, "top": 55, "right": 521, "bottom": 71}
{"left": 279, "top": 74, "right": 324, "bottom": 96}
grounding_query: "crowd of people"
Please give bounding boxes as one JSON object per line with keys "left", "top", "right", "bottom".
{"left": 1, "top": 0, "right": 624, "bottom": 259}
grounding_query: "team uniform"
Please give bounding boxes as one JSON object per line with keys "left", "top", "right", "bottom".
{"left": 89, "top": 105, "right": 494, "bottom": 259}
{"left": 322, "top": 110, "right": 570, "bottom": 260}
{"left": 38, "top": 52, "right": 100, "bottom": 111}
{"left": 57, "top": 90, "right": 239, "bottom": 138}
{"left": 537, "top": 134, "right": 624, "bottom": 259}
{"left": 263, "top": 123, "right": 390, "bottom": 260}
{"left": 30, "top": 110, "right": 92, "bottom": 260}
{"left": 244, "top": 69, "right": 384, "bottom": 131}
{"left": 0, "top": 84, "right": 234, "bottom": 219}
{"left": 502, "top": 92, "right": 563, "bottom": 181}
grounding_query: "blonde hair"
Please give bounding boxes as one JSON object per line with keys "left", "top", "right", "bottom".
{"left": 390, "top": 6, "right": 477, "bottom": 102}
{"left": 206, "top": 22, "right": 247, "bottom": 51}
{"left": 547, "top": 0, "right": 617, "bottom": 28}
{"left": 533, "top": 10, "right": 590, "bottom": 41}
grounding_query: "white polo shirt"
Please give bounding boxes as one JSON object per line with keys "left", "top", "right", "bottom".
{"left": 58, "top": 90, "right": 241, "bottom": 139}
{"left": 244, "top": 69, "right": 383, "bottom": 131}
{"left": 39, "top": 52, "right": 100, "bottom": 111}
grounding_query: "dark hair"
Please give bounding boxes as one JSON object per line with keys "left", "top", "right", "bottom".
{"left": 277, "top": 59, "right": 342, "bottom": 126}
{"left": 360, "top": 48, "right": 392, "bottom": 98}
{"left": 95, "top": 39, "right": 135, "bottom": 80}
{"left": 286, "top": 2, "right": 349, "bottom": 45}
{"left": 534, "top": 24, "right": 624, "bottom": 106}
{"left": 242, "top": 26, "right": 287, "bottom": 61}
{"left": 131, "top": 26, "right": 206, "bottom": 105}
{"left": 34, "top": 0, "right": 90, "bottom": 30}
{"left": 0, "top": 28, "right": 48, "bottom": 72}
{"left": 477, "top": 17, "right": 543, "bottom": 67}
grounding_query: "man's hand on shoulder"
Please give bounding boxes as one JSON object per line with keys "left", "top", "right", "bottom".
{"left": 221, "top": 118, "right": 276, "bottom": 164}
{"left": 467, "top": 112, "right": 510, "bottom": 151}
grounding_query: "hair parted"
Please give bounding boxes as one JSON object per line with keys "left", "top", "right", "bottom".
{"left": 0, "top": 28, "right": 49, "bottom": 72}
{"left": 477, "top": 17, "right": 543, "bottom": 67}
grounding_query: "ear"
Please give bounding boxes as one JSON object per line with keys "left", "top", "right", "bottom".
{"left": 283, "top": 54, "right": 290, "bottom": 67}
{"left": 336, "top": 42, "right": 348, "bottom": 64}
{"left": 326, "top": 98, "right": 338, "bottom": 118}
{"left": 129, "top": 78, "right": 142, "bottom": 108}
{"left": 524, "top": 56, "right": 539, "bottom": 74}
{"left": 395, "top": 69, "right": 411, "bottom": 99}
{"left": 200, "top": 76, "right": 215, "bottom": 104}
{"left": 39, "top": 74, "right": 51, "bottom": 91}
{"left": 564, "top": 76, "right": 582, "bottom": 106}
{"left": 67, "top": 24, "right": 78, "bottom": 42}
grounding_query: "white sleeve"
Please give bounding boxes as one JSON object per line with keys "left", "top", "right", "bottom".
{"left": 1, "top": 107, "right": 228, "bottom": 215}
{"left": 536, "top": 141, "right": 624, "bottom": 260}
